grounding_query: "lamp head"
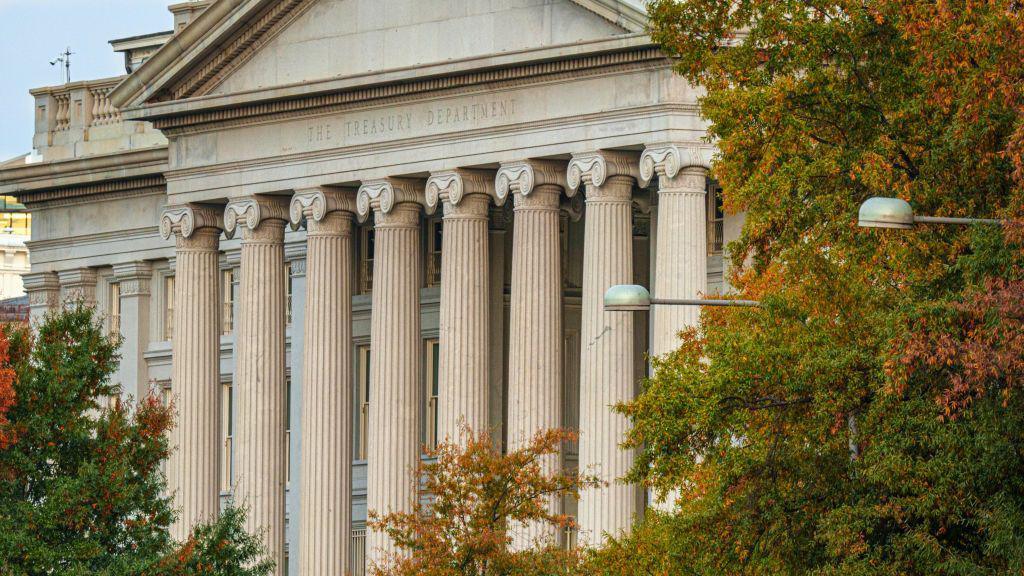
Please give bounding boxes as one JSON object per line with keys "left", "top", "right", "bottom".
{"left": 858, "top": 197, "right": 915, "bottom": 229}
{"left": 604, "top": 284, "right": 651, "bottom": 311}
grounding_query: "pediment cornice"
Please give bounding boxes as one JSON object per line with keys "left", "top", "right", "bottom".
{"left": 111, "top": 0, "right": 650, "bottom": 116}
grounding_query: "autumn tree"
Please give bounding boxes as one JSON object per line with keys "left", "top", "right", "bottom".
{"left": 370, "top": 428, "right": 600, "bottom": 576}
{"left": 0, "top": 306, "right": 272, "bottom": 576}
{"left": 595, "top": 1, "right": 1024, "bottom": 574}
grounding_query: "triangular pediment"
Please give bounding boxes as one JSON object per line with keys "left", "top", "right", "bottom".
{"left": 113, "top": 0, "right": 647, "bottom": 109}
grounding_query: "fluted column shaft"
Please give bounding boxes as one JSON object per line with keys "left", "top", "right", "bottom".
{"left": 366, "top": 203, "right": 422, "bottom": 561}
{"left": 297, "top": 210, "right": 354, "bottom": 575}
{"left": 235, "top": 217, "right": 288, "bottom": 573}
{"left": 651, "top": 167, "right": 707, "bottom": 358}
{"left": 507, "top": 184, "right": 564, "bottom": 547}
{"left": 437, "top": 194, "right": 490, "bottom": 442}
{"left": 577, "top": 175, "right": 637, "bottom": 545}
{"left": 168, "top": 227, "right": 222, "bottom": 540}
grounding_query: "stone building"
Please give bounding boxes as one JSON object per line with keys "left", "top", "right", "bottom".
{"left": 0, "top": 1, "right": 741, "bottom": 574}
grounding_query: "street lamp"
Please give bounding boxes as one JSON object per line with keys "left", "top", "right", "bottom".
{"left": 857, "top": 196, "right": 1003, "bottom": 229}
{"left": 603, "top": 284, "right": 761, "bottom": 312}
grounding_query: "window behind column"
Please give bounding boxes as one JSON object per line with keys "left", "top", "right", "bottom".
{"left": 707, "top": 179, "right": 724, "bottom": 255}
{"left": 285, "top": 377, "right": 292, "bottom": 485}
{"left": 424, "top": 338, "right": 440, "bottom": 450}
{"left": 164, "top": 275, "right": 175, "bottom": 340}
{"left": 221, "top": 269, "right": 236, "bottom": 335}
{"left": 284, "top": 263, "right": 294, "bottom": 326}
{"left": 425, "top": 218, "right": 442, "bottom": 288}
{"left": 220, "top": 381, "right": 233, "bottom": 493}
{"left": 355, "top": 345, "right": 371, "bottom": 460}
{"left": 358, "top": 226, "right": 374, "bottom": 294}
{"left": 109, "top": 281, "right": 121, "bottom": 337}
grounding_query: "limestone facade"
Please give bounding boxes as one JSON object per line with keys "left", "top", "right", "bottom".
{"left": 0, "top": 1, "right": 743, "bottom": 573}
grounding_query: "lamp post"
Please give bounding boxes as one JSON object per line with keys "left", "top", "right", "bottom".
{"left": 604, "top": 284, "right": 761, "bottom": 312}
{"left": 857, "top": 197, "right": 1004, "bottom": 229}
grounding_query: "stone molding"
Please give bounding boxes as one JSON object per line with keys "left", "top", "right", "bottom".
{"left": 566, "top": 150, "right": 640, "bottom": 193}
{"left": 224, "top": 196, "right": 291, "bottom": 237}
{"left": 160, "top": 204, "right": 225, "bottom": 240}
{"left": 424, "top": 169, "right": 500, "bottom": 215}
{"left": 24, "top": 272, "right": 61, "bottom": 308}
{"left": 58, "top": 268, "right": 98, "bottom": 305}
{"left": 638, "top": 143, "right": 715, "bottom": 187}
{"left": 289, "top": 187, "right": 358, "bottom": 230}
{"left": 113, "top": 262, "right": 154, "bottom": 296}
{"left": 495, "top": 160, "right": 571, "bottom": 203}
{"left": 356, "top": 178, "right": 424, "bottom": 220}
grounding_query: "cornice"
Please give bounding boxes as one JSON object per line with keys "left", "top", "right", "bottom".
{"left": 0, "top": 147, "right": 168, "bottom": 199}
{"left": 128, "top": 37, "right": 663, "bottom": 131}
{"left": 12, "top": 175, "right": 166, "bottom": 209}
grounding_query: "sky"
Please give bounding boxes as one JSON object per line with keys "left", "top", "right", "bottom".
{"left": 0, "top": 0, "right": 171, "bottom": 161}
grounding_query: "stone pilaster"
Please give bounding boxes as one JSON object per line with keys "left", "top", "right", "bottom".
{"left": 640, "top": 144, "right": 713, "bottom": 510}
{"left": 290, "top": 188, "right": 357, "bottom": 576}
{"left": 567, "top": 151, "right": 640, "bottom": 545}
{"left": 425, "top": 170, "right": 498, "bottom": 443}
{"left": 495, "top": 160, "right": 569, "bottom": 548}
{"left": 159, "top": 204, "right": 224, "bottom": 541}
{"left": 112, "top": 261, "right": 152, "bottom": 400}
{"left": 356, "top": 178, "right": 424, "bottom": 561}
{"left": 23, "top": 272, "right": 60, "bottom": 326}
{"left": 224, "top": 196, "right": 291, "bottom": 574}
{"left": 58, "top": 268, "right": 97, "bottom": 308}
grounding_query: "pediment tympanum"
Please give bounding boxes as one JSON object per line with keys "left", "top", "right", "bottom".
{"left": 112, "top": 0, "right": 646, "bottom": 110}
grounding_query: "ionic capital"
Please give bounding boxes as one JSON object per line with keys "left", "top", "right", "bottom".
{"left": 160, "top": 204, "right": 224, "bottom": 240}
{"left": 224, "top": 196, "right": 291, "bottom": 238}
{"left": 639, "top": 143, "right": 715, "bottom": 187}
{"left": 566, "top": 150, "right": 640, "bottom": 194}
{"left": 356, "top": 178, "right": 424, "bottom": 221}
{"left": 495, "top": 160, "right": 570, "bottom": 204}
{"left": 425, "top": 169, "right": 499, "bottom": 215}
{"left": 289, "top": 187, "right": 358, "bottom": 230}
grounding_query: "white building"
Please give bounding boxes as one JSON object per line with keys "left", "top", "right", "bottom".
{"left": 0, "top": 1, "right": 741, "bottom": 574}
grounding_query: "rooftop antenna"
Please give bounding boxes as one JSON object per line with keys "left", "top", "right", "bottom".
{"left": 50, "top": 47, "right": 73, "bottom": 84}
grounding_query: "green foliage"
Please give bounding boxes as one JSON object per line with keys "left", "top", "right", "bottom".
{"left": 600, "top": 1, "right": 1024, "bottom": 574}
{"left": 0, "top": 306, "right": 272, "bottom": 576}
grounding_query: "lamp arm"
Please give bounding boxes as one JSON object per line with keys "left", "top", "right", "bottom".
{"left": 914, "top": 215, "right": 1004, "bottom": 226}
{"left": 650, "top": 298, "right": 762, "bottom": 308}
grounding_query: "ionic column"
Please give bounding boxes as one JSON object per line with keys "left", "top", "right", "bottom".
{"left": 290, "top": 188, "right": 357, "bottom": 576}
{"left": 58, "top": 268, "right": 97, "bottom": 308}
{"left": 567, "top": 151, "right": 640, "bottom": 545}
{"left": 23, "top": 272, "right": 60, "bottom": 326}
{"left": 425, "top": 170, "right": 499, "bottom": 443}
{"left": 159, "top": 205, "right": 224, "bottom": 540}
{"left": 495, "top": 160, "right": 569, "bottom": 548}
{"left": 640, "top": 144, "right": 712, "bottom": 510}
{"left": 224, "top": 196, "right": 291, "bottom": 574}
{"left": 356, "top": 178, "right": 424, "bottom": 561}
{"left": 112, "top": 262, "right": 152, "bottom": 400}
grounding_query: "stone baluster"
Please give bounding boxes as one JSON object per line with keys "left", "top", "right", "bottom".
{"left": 224, "top": 196, "right": 291, "bottom": 575}
{"left": 566, "top": 151, "right": 641, "bottom": 546}
{"left": 425, "top": 170, "right": 500, "bottom": 443}
{"left": 495, "top": 159, "right": 570, "bottom": 548}
{"left": 289, "top": 188, "right": 357, "bottom": 576}
{"left": 159, "top": 205, "right": 225, "bottom": 541}
{"left": 639, "top": 144, "right": 713, "bottom": 510}
{"left": 23, "top": 272, "right": 60, "bottom": 326}
{"left": 58, "top": 268, "right": 97, "bottom": 308}
{"left": 356, "top": 178, "right": 424, "bottom": 562}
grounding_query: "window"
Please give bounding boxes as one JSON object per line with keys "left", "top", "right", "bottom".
{"left": 220, "top": 382, "right": 233, "bottom": 493}
{"left": 426, "top": 218, "right": 442, "bottom": 288}
{"left": 355, "top": 345, "right": 371, "bottom": 460}
{"left": 707, "top": 180, "right": 724, "bottom": 254}
{"left": 164, "top": 275, "right": 175, "bottom": 340}
{"left": 109, "top": 282, "right": 121, "bottom": 337}
{"left": 285, "top": 263, "right": 294, "bottom": 326}
{"left": 424, "top": 339, "right": 440, "bottom": 451}
{"left": 359, "top": 227, "right": 374, "bottom": 294}
{"left": 221, "top": 269, "right": 236, "bottom": 335}
{"left": 285, "top": 377, "right": 292, "bottom": 485}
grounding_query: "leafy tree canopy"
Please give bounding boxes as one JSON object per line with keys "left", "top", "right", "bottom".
{"left": 0, "top": 306, "right": 272, "bottom": 576}
{"left": 602, "top": 1, "right": 1024, "bottom": 574}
